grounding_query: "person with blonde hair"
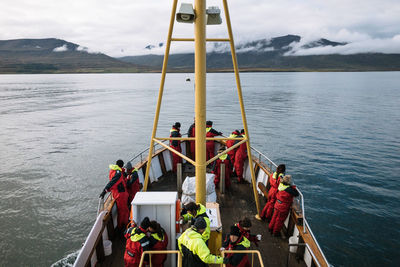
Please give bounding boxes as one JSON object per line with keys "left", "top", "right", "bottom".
{"left": 269, "top": 175, "right": 299, "bottom": 236}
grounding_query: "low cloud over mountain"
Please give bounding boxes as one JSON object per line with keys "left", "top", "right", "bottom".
{"left": 119, "top": 34, "right": 400, "bottom": 71}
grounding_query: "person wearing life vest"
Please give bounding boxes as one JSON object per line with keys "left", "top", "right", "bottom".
{"left": 213, "top": 146, "right": 232, "bottom": 189}
{"left": 205, "top": 121, "right": 222, "bottom": 161}
{"left": 181, "top": 202, "right": 210, "bottom": 242}
{"left": 261, "top": 164, "right": 286, "bottom": 222}
{"left": 125, "top": 161, "right": 141, "bottom": 205}
{"left": 99, "top": 159, "right": 129, "bottom": 229}
{"left": 187, "top": 119, "right": 195, "bottom": 160}
{"left": 235, "top": 217, "right": 261, "bottom": 247}
{"left": 124, "top": 217, "right": 151, "bottom": 267}
{"left": 221, "top": 225, "right": 251, "bottom": 267}
{"left": 178, "top": 217, "right": 227, "bottom": 267}
{"left": 226, "top": 129, "right": 241, "bottom": 168}
{"left": 234, "top": 129, "right": 247, "bottom": 183}
{"left": 148, "top": 220, "right": 169, "bottom": 267}
{"left": 269, "top": 175, "right": 299, "bottom": 236}
{"left": 170, "top": 122, "right": 182, "bottom": 173}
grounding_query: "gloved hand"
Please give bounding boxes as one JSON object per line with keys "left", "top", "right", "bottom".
{"left": 256, "top": 234, "right": 262, "bottom": 241}
{"left": 99, "top": 190, "right": 106, "bottom": 198}
{"left": 223, "top": 257, "right": 229, "bottom": 264}
{"left": 220, "top": 247, "right": 226, "bottom": 252}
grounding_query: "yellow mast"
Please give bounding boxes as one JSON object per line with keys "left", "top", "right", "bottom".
{"left": 194, "top": 0, "right": 207, "bottom": 205}
{"left": 143, "top": 0, "right": 261, "bottom": 215}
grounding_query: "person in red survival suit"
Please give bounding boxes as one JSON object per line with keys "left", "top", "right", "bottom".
{"left": 234, "top": 217, "right": 261, "bottom": 247}
{"left": 221, "top": 225, "right": 251, "bottom": 267}
{"left": 148, "top": 220, "right": 169, "bottom": 267}
{"left": 226, "top": 129, "right": 241, "bottom": 168}
{"left": 269, "top": 175, "right": 299, "bottom": 236}
{"left": 260, "top": 164, "right": 286, "bottom": 222}
{"left": 213, "top": 146, "right": 232, "bottom": 189}
{"left": 206, "top": 121, "right": 222, "bottom": 161}
{"left": 124, "top": 217, "right": 151, "bottom": 267}
{"left": 125, "top": 161, "right": 141, "bottom": 205}
{"left": 234, "top": 129, "right": 247, "bottom": 183}
{"left": 170, "top": 122, "right": 182, "bottom": 173}
{"left": 100, "top": 159, "right": 129, "bottom": 229}
{"left": 187, "top": 119, "right": 195, "bottom": 160}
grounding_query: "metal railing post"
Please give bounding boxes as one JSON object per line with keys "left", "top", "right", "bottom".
{"left": 177, "top": 163, "right": 182, "bottom": 193}
{"left": 220, "top": 163, "right": 225, "bottom": 194}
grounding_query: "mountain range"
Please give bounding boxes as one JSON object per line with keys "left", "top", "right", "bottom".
{"left": 0, "top": 38, "right": 139, "bottom": 73}
{"left": 119, "top": 35, "right": 400, "bottom": 72}
{"left": 1, "top": 35, "right": 400, "bottom": 73}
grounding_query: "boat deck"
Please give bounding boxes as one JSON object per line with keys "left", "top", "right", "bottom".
{"left": 99, "top": 166, "right": 305, "bottom": 266}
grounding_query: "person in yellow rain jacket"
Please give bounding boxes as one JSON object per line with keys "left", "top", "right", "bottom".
{"left": 178, "top": 217, "right": 227, "bottom": 267}
{"left": 181, "top": 202, "right": 210, "bottom": 242}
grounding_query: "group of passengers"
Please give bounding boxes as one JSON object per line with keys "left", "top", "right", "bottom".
{"left": 124, "top": 201, "right": 262, "bottom": 267}
{"left": 98, "top": 126, "right": 300, "bottom": 266}
{"left": 260, "top": 164, "right": 299, "bottom": 236}
{"left": 124, "top": 217, "right": 168, "bottom": 267}
{"left": 99, "top": 159, "right": 142, "bottom": 230}
{"left": 170, "top": 121, "right": 249, "bottom": 189}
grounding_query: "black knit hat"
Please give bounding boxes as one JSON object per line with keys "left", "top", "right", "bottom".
{"left": 174, "top": 122, "right": 181, "bottom": 128}
{"left": 206, "top": 121, "right": 213, "bottom": 126}
{"left": 240, "top": 217, "right": 252, "bottom": 228}
{"left": 230, "top": 226, "right": 241, "bottom": 237}
{"left": 193, "top": 217, "right": 207, "bottom": 230}
{"left": 140, "top": 217, "right": 151, "bottom": 229}
{"left": 116, "top": 159, "right": 124, "bottom": 168}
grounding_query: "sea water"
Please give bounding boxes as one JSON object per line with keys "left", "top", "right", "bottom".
{"left": 0, "top": 72, "right": 399, "bottom": 266}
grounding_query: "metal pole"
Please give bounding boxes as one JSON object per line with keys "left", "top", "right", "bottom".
{"left": 222, "top": 0, "right": 261, "bottom": 216}
{"left": 194, "top": 0, "right": 207, "bottom": 205}
{"left": 220, "top": 163, "right": 225, "bottom": 194}
{"left": 143, "top": 0, "right": 178, "bottom": 191}
{"left": 177, "top": 163, "right": 182, "bottom": 193}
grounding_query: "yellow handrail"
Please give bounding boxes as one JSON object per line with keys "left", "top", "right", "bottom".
{"left": 221, "top": 250, "right": 265, "bottom": 267}
{"left": 138, "top": 250, "right": 182, "bottom": 267}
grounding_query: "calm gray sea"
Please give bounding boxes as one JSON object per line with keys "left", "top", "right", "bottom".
{"left": 0, "top": 72, "right": 399, "bottom": 266}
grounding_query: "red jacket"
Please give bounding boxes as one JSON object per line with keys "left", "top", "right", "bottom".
{"left": 235, "top": 222, "right": 258, "bottom": 246}
{"left": 126, "top": 169, "right": 140, "bottom": 203}
{"left": 206, "top": 126, "right": 221, "bottom": 145}
{"left": 170, "top": 127, "right": 181, "bottom": 148}
{"left": 213, "top": 155, "right": 231, "bottom": 176}
{"left": 274, "top": 184, "right": 299, "bottom": 212}
{"left": 104, "top": 165, "right": 127, "bottom": 197}
{"left": 124, "top": 226, "right": 150, "bottom": 267}
{"left": 149, "top": 231, "right": 169, "bottom": 266}
{"left": 268, "top": 172, "right": 284, "bottom": 201}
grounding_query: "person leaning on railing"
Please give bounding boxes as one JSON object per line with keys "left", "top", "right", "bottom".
{"left": 125, "top": 161, "right": 141, "bottom": 205}
{"left": 178, "top": 217, "right": 228, "bottom": 266}
{"left": 269, "top": 175, "right": 299, "bottom": 237}
{"left": 260, "top": 164, "right": 286, "bottom": 222}
{"left": 99, "top": 159, "right": 129, "bottom": 229}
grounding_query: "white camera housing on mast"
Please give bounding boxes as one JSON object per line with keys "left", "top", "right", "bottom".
{"left": 176, "top": 3, "right": 195, "bottom": 23}
{"left": 206, "top": 6, "right": 222, "bottom": 25}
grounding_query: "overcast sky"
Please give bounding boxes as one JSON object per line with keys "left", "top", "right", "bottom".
{"left": 1, "top": 0, "right": 400, "bottom": 56}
